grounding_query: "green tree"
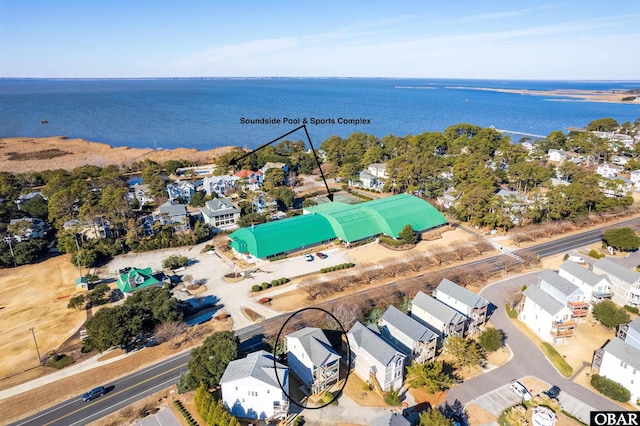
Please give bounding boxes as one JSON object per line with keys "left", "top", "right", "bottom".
{"left": 269, "top": 186, "right": 296, "bottom": 209}
{"left": 398, "top": 224, "right": 418, "bottom": 244}
{"left": 183, "top": 331, "right": 238, "bottom": 391}
{"left": 603, "top": 228, "right": 640, "bottom": 252}
{"left": 87, "top": 283, "right": 111, "bottom": 306}
{"left": 263, "top": 168, "right": 286, "bottom": 190}
{"left": 592, "top": 300, "right": 631, "bottom": 328}
{"left": 478, "top": 328, "right": 504, "bottom": 352}
{"left": 443, "top": 336, "right": 484, "bottom": 371}
{"left": 189, "top": 190, "right": 209, "bottom": 207}
{"left": 237, "top": 212, "right": 267, "bottom": 228}
{"left": 405, "top": 360, "right": 455, "bottom": 393}
{"left": 19, "top": 195, "right": 48, "bottom": 220}
{"left": 419, "top": 408, "right": 455, "bottom": 426}
{"left": 586, "top": 118, "right": 619, "bottom": 132}
{"left": 85, "top": 305, "right": 142, "bottom": 351}
{"left": 162, "top": 254, "right": 189, "bottom": 270}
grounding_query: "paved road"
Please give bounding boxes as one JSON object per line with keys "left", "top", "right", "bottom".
{"left": 11, "top": 217, "right": 639, "bottom": 425}
{"left": 446, "top": 272, "right": 624, "bottom": 420}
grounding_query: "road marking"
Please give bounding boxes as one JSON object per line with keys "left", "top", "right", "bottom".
{"left": 40, "top": 363, "right": 186, "bottom": 426}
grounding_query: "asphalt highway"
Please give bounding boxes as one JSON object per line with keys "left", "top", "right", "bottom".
{"left": 11, "top": 217, "right": 639, "bottom": 425}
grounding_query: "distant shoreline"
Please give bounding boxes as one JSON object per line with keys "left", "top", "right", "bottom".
{"left": 0, "top": 136, "right": 234, "bottom": 174}
{"left": 448, "top": 86, "right": 640, "bottom": 104}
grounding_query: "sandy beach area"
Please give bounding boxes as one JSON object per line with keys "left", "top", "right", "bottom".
{"left": 448, "top": 86, "right": 639, "bottom": 104}
{"left": 0, "top": 136, "right": 235, "bottom": 173}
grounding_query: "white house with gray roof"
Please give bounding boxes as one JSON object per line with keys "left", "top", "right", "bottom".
{"left": 410, "top": 291, "right": 467, "bottom": 338}
{"left": 617, "top": 317, "right": 640, "bottom": 351}
{"left": 433, "top": 278, "right": 490, "bottom": 333}
{"left": 286, "top": 327, "right": 340, "bottom": 395}
{"left": 220, "top": 350, "right": 289, "bottom": 421}
{"left": 538, "top": 269, "right": 588, "bottom": 318}
{"left": 592, "top": 258, "right": 640, "bottom": 308}
{"left": 379, "top": 306, "right": 438, "bottom": 363}
{"left": 520, "top": 286, "right": 574, "bottom": 343}
{"left": 202, "top": 175, "right": 239, "bottom": 197}
{"left": 558, "top": 260, "right": 612, "bottom": 304}
{"left": 347, "top": 321, "right": 405, "bottom": 393}
{"left": 156, "top": 200, "right": 190, "bottom": 231}
{"left": 592, "top": 337, "right": 640, "bottom": 404}
{"left": 200, "top": 198, "right": 240, "bottom": 230}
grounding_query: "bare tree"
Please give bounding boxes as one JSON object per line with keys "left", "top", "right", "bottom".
{"left": 519, "top": 250, "right": 540, "bottom": 268}
{"left": 471, "top": 238, "right": 493, "bottom": 255}
{"left": 429, "top": 245, "right": 452, "bottom": 266}
{"left": 384, "top": 260, "right": 408, "bottom": 278}
{"left": 503, "top": 288, "right": 523, "bottom": 309}
{"left": 331, "top": 303, "right": 362, "bottom": 330}
{"left": 451, "top": 241, "right": 474, "bottom": 261}
{"left": 154, "top": 320, "right": 188, "bottom": 348}
{"left": 406, "top": 253, "right": 427, "bottom": 272}
{"left": 359, "top": 265, "right": 383, "bottom": 284}
{"left": 499, "top": 255, "right": 520, "bottom": 274}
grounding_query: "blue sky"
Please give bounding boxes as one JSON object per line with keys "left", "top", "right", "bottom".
{"left": 1, "top": 0, "right": 638, "bottom": 79}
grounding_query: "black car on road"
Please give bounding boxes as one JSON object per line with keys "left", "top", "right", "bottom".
{"left": 82, "top": 386, "right": 105, "bottom": 402}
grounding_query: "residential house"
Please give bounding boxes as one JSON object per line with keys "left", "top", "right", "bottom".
{"left": 379, "top": 306, "right": 438, "bottom": 363}
{"left": 200, "top": 198, "right": 241, "bottom": 230}
{"left": 220, "top": 350, "right": 289, "bottom": 421}
{"left": 202, "top": 175, "right": 238, "bottom": 197}
{"left": 156, "top": 200, "right": 190, "bottom": 231}
{"left": 128, "top": 183, "right": 154, "bottom": 206}
{"left": 62, "top": 217, "right": 112, "bottom": 240}
{"left": 15, "top": 191, "right": 47, "bottom": 210}
{"left": 520, "top": 286, "right": 575, "bottom": 343}
{"left": 599, "top": 176, "right": 632, "bottom": 198}
{"left": 521, "top": 141, "right": 534, "bottom": 152}
{"left": 372, "top": 413, "right": 411, "bottom": 426}
{"left": 612, "top": 155, "right": 629, "bottom": 167}
{"left": 368, "top": 163, "right": 388, "bottom": 179}
{"left": 166, "top": 180, "right": 196, "bottom": 202}
{"left": 547, "top": 149, "right": 568, "bottom": 163}
{"left": 558, "top": 260, "right": 612, "bottom": 304}
{"left": 116, "top": 267, "right": 163, "bottom": 296}
{"left": 8, "top": 217, "right": 47, "bottom": 242}
{"left": 537, "top": 269, "right": 588, "bottom": 318}
{"left": 592, "top": 258, "right": 640, "bottom": 308}
{"left": 436, "top": 188, "right": 459, "bottom": 209}
{"left": 596, "top": 163, "right": 621, "bottom": 179}
{"left": 286, "top": 327, "right": 340, "bottom": 395}
{"left": 234, "top": 169, "right": 263, "bottom": 191}
{"left": 617, "top": 317, "right": 640, "bottom": 350}
{"left": 347, "top": 321, "right": 405, "bottom": 393}
{"left": 630, "top": 170, "right": 640, "bottom": 187}
{"left": 410, "top": 291, "right": 467, "bottom": 338}
{"left": 592, "top": 337, "right": 640, "bottom": 404}
{"left": 433, "top": 278, "right": 490, "bottom": 333}
{"left": 352, "top": 169, "right": 378, "bottom": 189}
{"left": 261, "top": 162, "right": 289, "bottom": 180}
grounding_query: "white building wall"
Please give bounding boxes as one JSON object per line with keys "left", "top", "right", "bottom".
{"left": 222, "top": 377, "right": 286, "bottom": 420}
{"left": 410, "top": 305, "right": 445, "bottom": 336}
{"left": 626, "top": 327, "right": 640, "bottom": 350}
{"left": 286, "top": 336, "right": 314, "bottom": 386}
{"left": 599, "top": 351, "right": 640, "bottom": 404}
{"left": 348, "top": 336, "right": 404, "bottom": 392}
{"left": 434, "top": 293, "right": 470, "bottom": 316}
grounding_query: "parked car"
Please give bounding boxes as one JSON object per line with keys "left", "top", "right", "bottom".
{"left": 304, "top": 254, "right": 314, "bottom": 261}
{"left": 82, "top": 386, "right": 105, "bottom": 402}
{"left": 316, "top": 252, "right": 328, "bottom": 259}
{"left": 509, "top": 381, "right": 532, "bottom": 400}
{"left": 544, "top": 385, "right": 561, "bottom": 399}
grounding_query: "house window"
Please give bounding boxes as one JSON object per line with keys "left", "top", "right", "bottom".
{"left": 235, "top": 386, "right": 238, "bottom": 390}
{"left": 394, "top": 370, "right": 401, "bottom": 378}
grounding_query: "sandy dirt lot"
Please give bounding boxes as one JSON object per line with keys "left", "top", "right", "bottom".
{"left": 0, "top": 136, "right": 234, "bottom": 173}
{"left": 0, "top": 254, "right": 86, "bottom": 380}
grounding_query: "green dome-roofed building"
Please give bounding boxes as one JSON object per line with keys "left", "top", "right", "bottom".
{"left": 229, "top": 194, "right": 446, "bottom": 260}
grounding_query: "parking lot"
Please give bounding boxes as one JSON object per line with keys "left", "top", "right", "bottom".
{"left": 468, "top": 378, "right": 596, "bottom": 425}
{"left": 100, "top": 241, "right": 349, "bottom": 330}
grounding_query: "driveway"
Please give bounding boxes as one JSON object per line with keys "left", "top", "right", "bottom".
{"left": 446, "top": 271, "right": 624, "bottom": 423}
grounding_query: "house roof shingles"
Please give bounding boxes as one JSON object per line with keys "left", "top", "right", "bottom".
{"left": 435, "top": 278, "right": 488, "bottom": 309}
{"left": 559, "top": 260, "right": 609, "bottom": 288}
{"left": 593, "top": 258, "right": 640, "bottom": 284}
{"left": 523, "top": 286, "right": 565, "bottom": 315}
{"left": 219, "top": 350, "right": 287, "bottom": 389}
{"left": 349, "top": 321, "right": 404, "bottom": 366}
{"left": 538, "top": 269, "right": 581, "bottom": 297}
{"left": 603, "top": 337, "right": 640, "bottom": 371}
{"left": 411, "top": 291, "right": 466, "bottom": 325}
{"left": 381, "top": 306, "right": 436, "bottom": 344}
{"left": 288, "top": 327, "right": 340, "bottom": 367}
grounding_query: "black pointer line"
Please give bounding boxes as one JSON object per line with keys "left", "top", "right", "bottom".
{"left": 230, "top": 124, "right": 333, "bottom": 202}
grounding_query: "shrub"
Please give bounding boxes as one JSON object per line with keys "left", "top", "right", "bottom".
{"left": 293, "top": 416, "right": 305, "bottom": 426}
{"left": 271, "top": 279, "right": 278, "bottom": 286}
{"left": 261, "top": 282, "right": 270, "bottom": 290}
{"left": 591, "top": 374, "right": 630, "bottom": 402}
{"left": 540, "top": 342, "right": 573, "bottom": 377}
{"left": 589, "top": 249, "right": 604, "bottom": 259}
{"left": 383, "top": 386, "right": 402, "bottom": 406}
{"left": 45, "top": 353, "right": 75, "bottom": 369}
{"left": 505, "top": 304, "right": 518, "bottom": 318}
{"left": 563, "top": 253, "right": 569, "bottom": 260}
{"left": 251, "top": 285, "right": 261, "bottom": 292}
{"left": 623, "top": 305, "right": 640, "bottom": 315}
{"left": 320, "top": 263, "right": 355, "bottom": 273}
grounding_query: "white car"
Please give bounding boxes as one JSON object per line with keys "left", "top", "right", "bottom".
{"left": 304, "top": 254, "right": 314, "bottom": 261}
{"left": 509, "top": 381, "right": 532, "bottom": 400}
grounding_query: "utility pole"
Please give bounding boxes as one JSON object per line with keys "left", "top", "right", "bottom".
{"left": 29, "top": 327, "right": 42, "bottom": 365}
{"left": 4, "top": 235, "right": 17, "bottom": 268}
